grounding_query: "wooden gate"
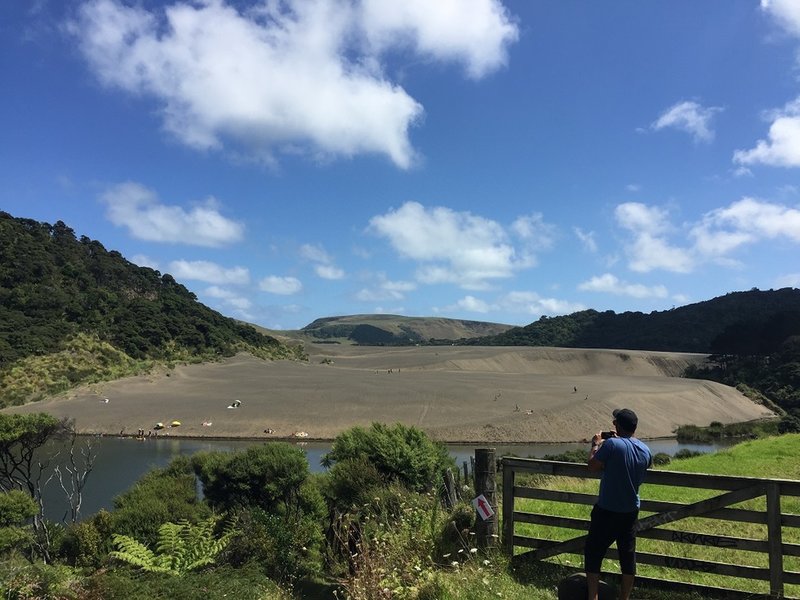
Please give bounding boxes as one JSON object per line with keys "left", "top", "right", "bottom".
{"left": 501, "top": 457, "right": 800, "bottom": 599}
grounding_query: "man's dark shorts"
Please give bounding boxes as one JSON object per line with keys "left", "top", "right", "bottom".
{"left": 584, "top": 505, "right": 639, "bottom": 575}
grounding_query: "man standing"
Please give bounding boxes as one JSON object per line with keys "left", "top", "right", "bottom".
{"left": 585, "top": 408, "right": 652, "bottom": 600}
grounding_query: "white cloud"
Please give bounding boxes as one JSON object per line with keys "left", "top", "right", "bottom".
{"left": 574, "top": 227, "right": 597, "bottom": 253}
{"left": 454, "top": 295, "right": 491, "bottom": 313}
{"left": 498, "top": 291, "right": 585, "bottom": 316}
{"left": 369, "top": 201, "right": 548, "bottom": 289}
{"left": 615, "top": 203, "right": 694, "bottom": 273}
{"left": 762, "top": 0, "right": 800, "bottom": 37}
{"left": 651, "top": 100, "right": 722, "bottom": 143}
{"left": 355, "top": 276, "right": 416, "bottom": 302}
{"left": 169, "top": 260, "right": 250, "bottom": 285}
{"left": 511, "top": 213, "right": 556, "bottom": 250}
{"left": 625, "top": 183, "right": 641, "bottom": 192}
{"left": 130, "top": 254, "right": 159, "bottom": 270}
{"left": 578, "top": 273, "right": 668, "bottom": 299}
{"left": 260, "top": 275, "right": 303, "bottom": 295}
{"left": 101, "top": 181, "right": 244, "bottom": 246}
{"left": 361, "top": 0, "right": 518, "bottom": 79}
{"left": 315, "top": 264, "right": 345, "bottom": 280}
{"left": 691, "top": 198, "right": 800, "bottom": 258}
{"left": 203, "top": 285, "right": 253, "bottom": 312}
{"left": 301, "top": 242, "right": 345, "bottom": 279}
{"left": 71, "top": 0, "right": 517, "bottom": 168}
{"left": 734, "top": 97, "right": 800, "bottom": 168}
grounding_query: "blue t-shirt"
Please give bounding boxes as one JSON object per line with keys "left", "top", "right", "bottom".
{"left": 594, "top": 436, "right": 652, "bottom": 513}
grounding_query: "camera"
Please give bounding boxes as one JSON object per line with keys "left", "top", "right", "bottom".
{"left": 600, "top": 430, "right": 616, "bottom": 440}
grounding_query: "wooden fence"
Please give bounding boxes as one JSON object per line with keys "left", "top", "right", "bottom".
{"left": 501, "top": 457, "right": 800, "bottom": 599}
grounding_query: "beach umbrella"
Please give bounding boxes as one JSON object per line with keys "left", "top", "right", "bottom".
{"left": 171, "top": 420, "right": 181, "bottom": 427}
{"left": 154, "top": 423, "right": 164, "bottom": 430}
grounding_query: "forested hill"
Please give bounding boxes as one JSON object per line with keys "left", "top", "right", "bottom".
{"left": 469, "top": 288, "right": 800, "bottom": 353}
{"left": 0, "top": 212, "right": 304, "bottom": 406}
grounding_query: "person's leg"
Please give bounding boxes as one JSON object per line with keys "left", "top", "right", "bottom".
{"left": 616, "top": 510, "right": 639, "bottom": 600}
{"left": 586, "top": 572, "right": 601, "bottom": 600}
{"left": 619, "top": 574, "right": 635, "bottom": 600}
{"left": 585, "top": 506, "right": 614, "bottom": 600}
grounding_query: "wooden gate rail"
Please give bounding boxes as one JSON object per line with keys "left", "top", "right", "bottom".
{"left": 501, "top": 457, "right": 800, "bottom": 599}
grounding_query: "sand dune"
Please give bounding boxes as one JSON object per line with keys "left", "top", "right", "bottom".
{"left": 3, "top": 345, "right": 776, "bottom": 443}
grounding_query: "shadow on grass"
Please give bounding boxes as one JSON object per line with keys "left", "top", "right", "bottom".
{"left": 293, "top": 577, "right": 340, "bottom": 600}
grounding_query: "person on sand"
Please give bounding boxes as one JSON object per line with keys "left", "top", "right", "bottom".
{"left": 585, "top": 408, "right": 652, "bottom": 600}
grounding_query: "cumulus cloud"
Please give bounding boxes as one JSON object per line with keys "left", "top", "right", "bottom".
{"left": 615, "top": 198, "right": 800, "bottom": 274}
{"left": 734, "top": 97, "right": 800, "bottom": 168}
{"left": 71, "top": 0, "right": 518, "bottom": 168}
{"left": 578, "top": 273, "right": 668, "bottom": 299}
{"left": 361, "top": 0, "right": 518, "bottom": 79}
{"left": 203, "top": 285, "right": 253, "bottom": 315}
{"left": 690, "top": 198, "right": 800, "bottom": 259}
{"left": 101, "top": 181, "right": 244, "bottom": 246}
{"left": 260, "top": 275, "right": 303, "bottom": 295}
{"left": 762, "top": 0, "right": 800, "bottom": 37}
{"left": 369, "top": 201, "right": 550, "bottom": 289}
{"left": 169, "top": 260, "right": 250, "bottom": 285}
{"left": 776, "top": 273, "right": 800, "bottom": 287}
{"left": 439, "top": 291, "right": 584, "bottom": 317}
{"left": 356, "top": 276, "right": 416, "bottom": 302}
{"left": 651, "top": 100, "right": 722, "bottom": 143}
{"left": 300, "top": 243, "right": 345, "bottom": 279}
{"left": 614, "top": 203, "right": 694, "bottom": 273}
{"left": 130, "top": 254, "right": 159, "bottom": 270}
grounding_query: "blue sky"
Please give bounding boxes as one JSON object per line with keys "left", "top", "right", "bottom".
{"left": 2, "top": 1, "right": 800, "bottom": 330}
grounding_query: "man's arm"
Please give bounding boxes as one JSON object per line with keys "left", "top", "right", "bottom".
{"left": 587, "top": 432, "right": 605, "bottom": 472}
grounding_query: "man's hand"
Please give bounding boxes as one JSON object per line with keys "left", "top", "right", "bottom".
{"left": 591, "top": 432, "right": 603, "bottom": 447}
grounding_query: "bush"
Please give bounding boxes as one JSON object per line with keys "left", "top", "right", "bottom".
{"left": 652, "top": 452, "right": 671, "bottom": 466}
{"left": 323, "top": 423, "right": 454, "bottom": 493}
{"left": 192, "top": 443, "right": 310, "bottom": 512}
{"left": 0, "top": 490, "right": 37, "bottom": 555}
{"left": 673, "top": 449, "right": 704, "bottom": 460}
{"left": 322, "top": 456, "right": 384, "bottom": 512}
{"left": 110, "top": 457, "right": 210, "bottom": 545}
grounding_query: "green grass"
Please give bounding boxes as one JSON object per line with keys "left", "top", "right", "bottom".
{"left": 510, "top": 435, "right": 800, "bottom": 598}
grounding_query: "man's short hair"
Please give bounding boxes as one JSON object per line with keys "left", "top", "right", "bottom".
{"left": 613, "top": 408, "right": 638, "bottom": 432}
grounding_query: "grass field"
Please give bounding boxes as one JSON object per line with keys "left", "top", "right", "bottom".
{"left": 509, "top": 434, "right": 800, "bottom": 598}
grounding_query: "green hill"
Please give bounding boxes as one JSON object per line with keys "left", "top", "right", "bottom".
{"left": 471, "top": 288, "right": 800, "bottom": 353}
{"left": 0, "top": 212, "right": 305, "bottom": 407}
{"left": 263, "top": 313, "right": 513, "bottom": 345}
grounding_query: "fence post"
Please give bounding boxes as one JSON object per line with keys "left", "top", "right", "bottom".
{"left": 502, "top": 458, "right": 515, "bottom": 555}
{"left": 474, "top": 448, "right": 497, "bottom": 549}
{"left": 766, "top": 482, "right": 784, "bottom": 598}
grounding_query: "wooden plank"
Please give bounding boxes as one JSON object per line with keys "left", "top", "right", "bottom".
{"left": 514, "top": 511, "right": 774, "bottom": 553}
{"left": 502, "top": 460, "right": 515, "bottom": 555}
{"left": 474, "top": 448, "right": 498, "bottom": 549}
{"left": 530, "top": 484, "right": 765, "bottom": 561}
{"left": 502, "top": 457, "right": 800, "bottom": 495}
{"left": 634, "top": 484, "right": 766, "bottom": 533}
{"left": 766, "top": 482, "right": 784, "bottom": 598}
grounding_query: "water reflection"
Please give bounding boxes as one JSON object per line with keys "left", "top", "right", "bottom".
{"left": 39, "top": 436, "right": 732, "bottom": 521}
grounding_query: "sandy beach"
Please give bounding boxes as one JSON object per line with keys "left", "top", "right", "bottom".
{"left": 3, "top": 345, "right": 776, "bottom": 443}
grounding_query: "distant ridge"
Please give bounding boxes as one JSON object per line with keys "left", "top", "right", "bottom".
{"left": 469, "top": 288, "right": 800, "bottom": 353}
{"left": 262, "top": 314, "right": 514, "bottom": 345}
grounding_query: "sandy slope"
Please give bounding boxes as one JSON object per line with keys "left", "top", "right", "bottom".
{"left": 3, "top": 345, "right": 775, "bottom": 443}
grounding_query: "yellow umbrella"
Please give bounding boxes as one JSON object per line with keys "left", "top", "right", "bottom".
{"left": 171, "top": 420, "right": 181, "bottom": 427}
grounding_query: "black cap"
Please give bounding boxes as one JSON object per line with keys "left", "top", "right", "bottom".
{"left": 613, "top": 408, "right": 638, "bottom": 432}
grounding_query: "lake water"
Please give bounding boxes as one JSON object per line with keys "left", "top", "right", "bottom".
{"left": 39, "top": 436, "right": 731, "bottom": 521}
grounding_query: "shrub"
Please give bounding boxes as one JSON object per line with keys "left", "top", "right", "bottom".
{"left": 652, "top": 452, "right": 671, "bottom": 466}
{"left": 673, "top": 449, "right": 705, "bottom": 460}
{"left": 0, "top": 490, "right": 37, "bottom": 555}
{"left": 322, "top": 456, "right": 384, "bottom": 512}
{"left": 110, "top": 457, "right": 210, "bottom": 545}
{"left": 322, "top": 423, "right": 454, "bottom": 493}
{"left": 192, "top": 443, "right": 310, "bottom": 512}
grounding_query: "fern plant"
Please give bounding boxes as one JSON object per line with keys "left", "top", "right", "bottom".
{"left": 110, "top": 517, "right": 235, "bottom": 575}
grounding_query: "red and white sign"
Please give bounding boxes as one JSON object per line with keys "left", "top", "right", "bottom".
{"left": 472, "top": 494, "right": 495, "bottom": 521}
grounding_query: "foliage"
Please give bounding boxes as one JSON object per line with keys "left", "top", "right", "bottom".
{"left": 59, "top": 510, "right": 114, "bottom": 568}
{"left": 652, "top": 452, "right": 671, "bottom": 466}
{"left": 0, "top": 211, "right": 305, "bottom": 406}
{"left": 0, "top": 559, "right": 86, "bottom": 600}
{"left": 224, "top": 506, "right": 324, "bottom": 583}
{"left": 83, "top": 564, "right": 290, "bottom": 600}
{"left": 0, "top": 490, "right": 37, "bottom": 554}
{"left": 321, "top": 456, "right": 385, "bottom": 511}
{"left": 111, "top": 457, "right": 210, "bottom": 545}
{"left": 674, "top": 419, "right": 779, "bottom": 443}
{"left": 192, "top": 442, "right": 318, "bottom": 513}
{"left": 323, "top": 422, "right": 454, "bottom": 493}
{"left": 470, "top": 288, "right": 800, "bottom": 353}
{"left": 110, "top": 516, "right": 236, "bottom": 576}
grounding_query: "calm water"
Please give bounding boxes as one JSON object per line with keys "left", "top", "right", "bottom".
{"left": 39, "top": 436, "right": 730, "bottom": 521}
